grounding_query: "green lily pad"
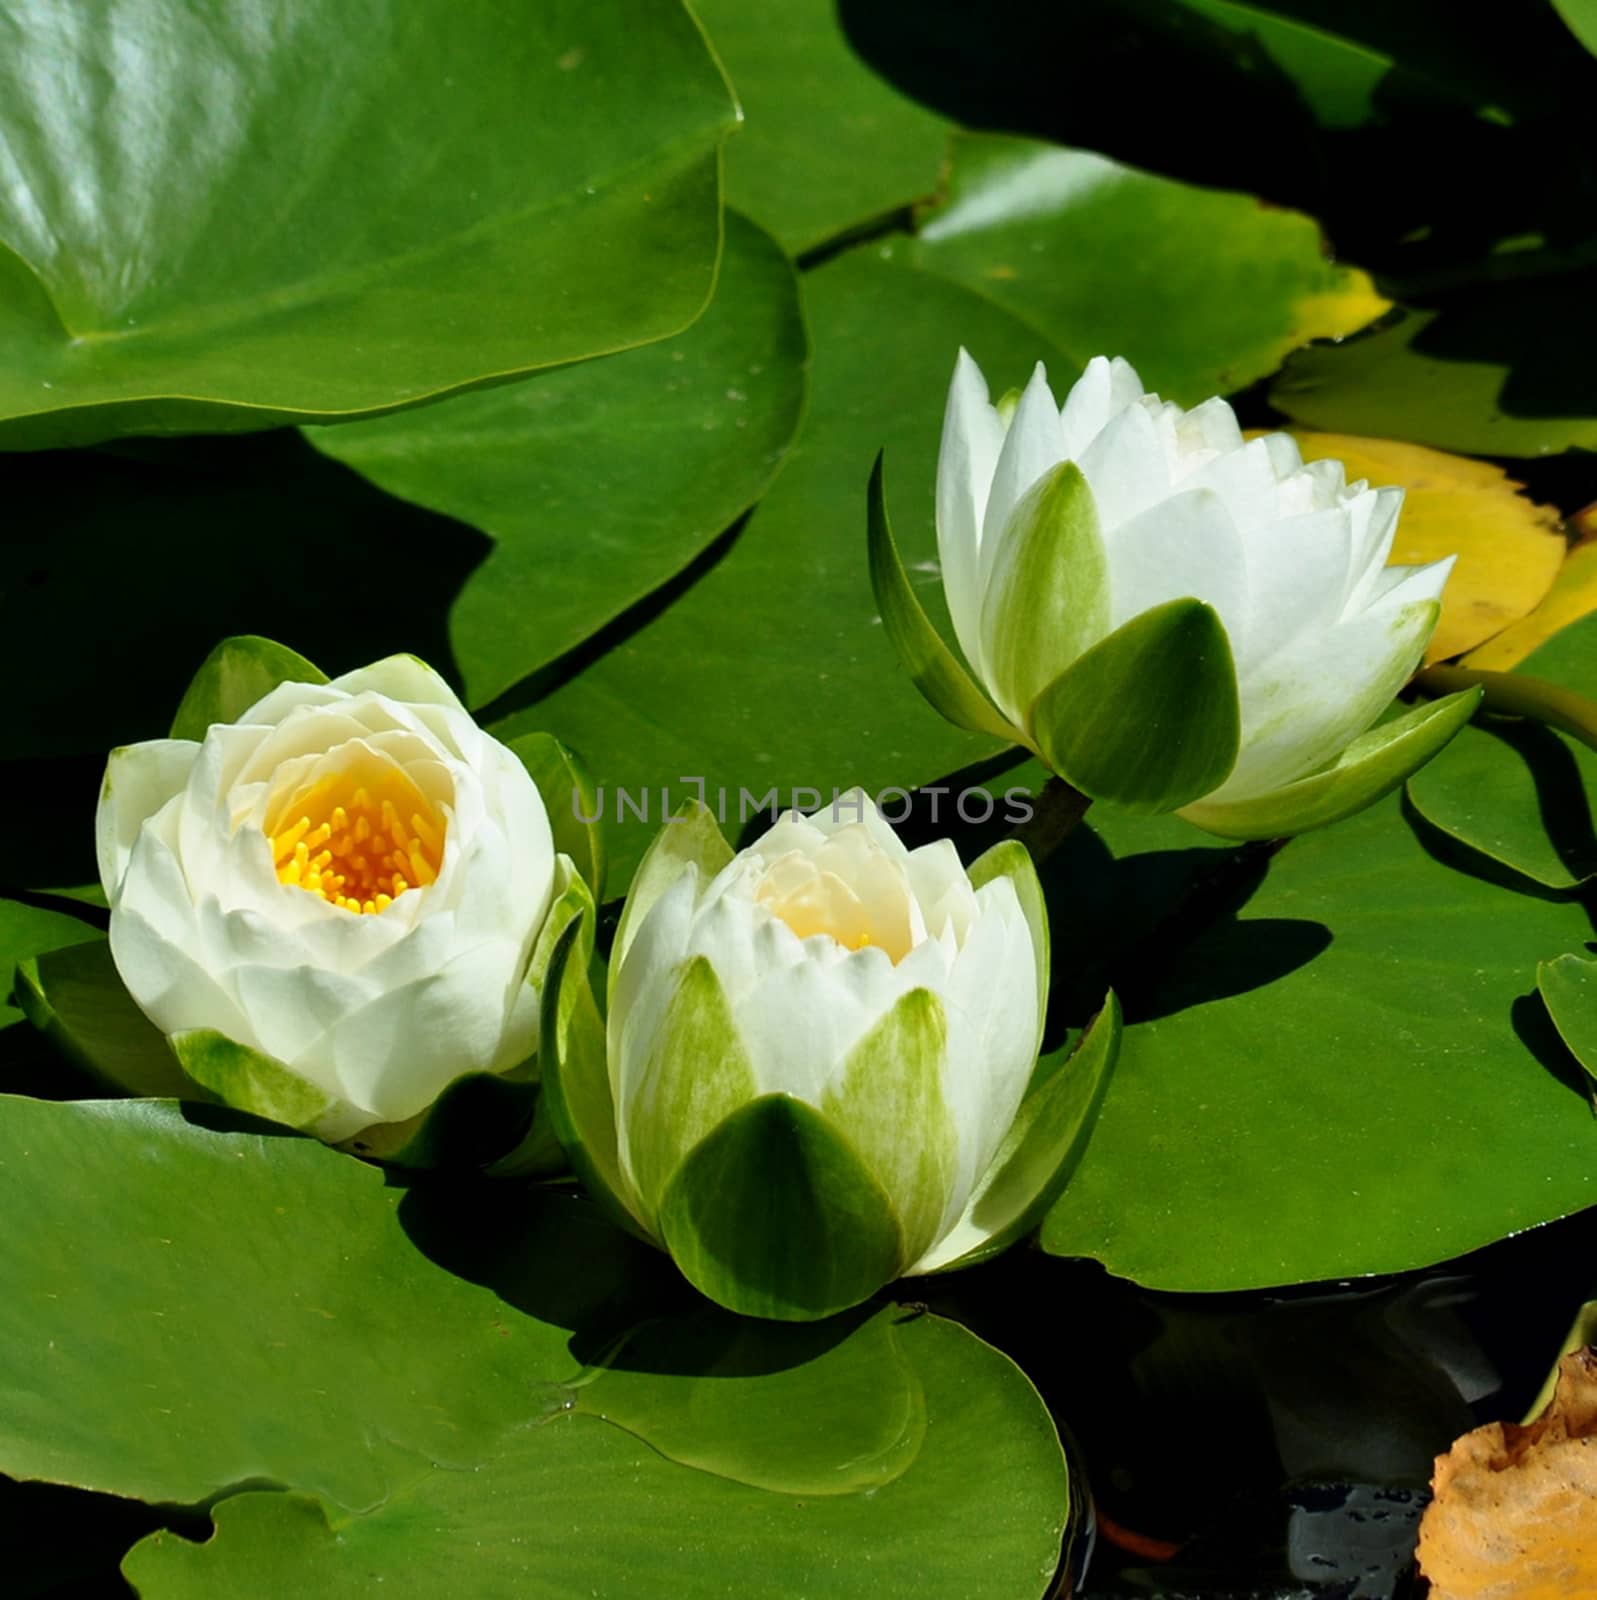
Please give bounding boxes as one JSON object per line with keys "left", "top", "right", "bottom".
{"left": 897, "top": 132, "right": 1387, "bottom": 402}
{"left": 307, "top": 212, "right": 807, "bottom": 707}
{"left": 0, "top": 1095, "right": 1068, "bottom": 1594}
{"left": 1539, "top": 952, "right": 1597, "bottom": 1084}
{"left": 693, "top": 0, "right": 949, "bottom": 254}
{"left": 0, "top": 0, "right": 735, "bottom": 447}
{"left": 124, "top": 1313, "right": 1065, "bottom": 1599}
{"left": 1041, "top": 792, "right": 1597, "bottom": 1290}
{"left": 1408, "top": 616, "right": 1597, "bottom": 890}
{"left": 498, "top": 248, "right": 1075, "bottom": 893}
{"left": 1553, "top": 0, "right": 1597, "bottom": 55}
{"left": 1271, "top": 288, "right": 1597, "bottom": 457}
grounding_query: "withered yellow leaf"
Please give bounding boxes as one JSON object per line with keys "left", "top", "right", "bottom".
{"left": 1285, "top": 432, "right": 1566, "bottom": 664}
{"left": 1417, "top": 1347, "right": 1597, "bottom": 1600}
{"left": 1464, "top": 538, "right": 1597, "bottom": 671}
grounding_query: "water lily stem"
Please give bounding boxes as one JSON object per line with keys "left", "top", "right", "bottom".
{"left": 1415, "top": 665, "right": 1597, "bottom": 755}
{"left": 1009, "top": 775, "right": 1092, "bottom": 865}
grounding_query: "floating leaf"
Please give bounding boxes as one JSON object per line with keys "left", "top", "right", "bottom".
{"left": 897, "top": 133, "right": 1387, "bottom": 403}
{"left": 1465, "top": 540, "right": 1597, "bottom": 672}
{"left": 693, "top": 0, "right": 949, "bottom": 253}
{"left": 0, "top": 0, "right": 736, "bottom": 447}
{"left": 1409, "top": 613, "right": 1597, "bottom": 890}
{"left": 1042, "top": 793, "right": 1597, "bottom": 1291}
{"left": 0, "top": 1095, "right": 1068, "bottom": 1594}
{"left": 499, "top": 248, "right": 1068, "bottom": 892}
{"left": 1272, "top": 286, "right": 1597, "bottom": 458}
{"left": 308, "top": 213, "right": 807, "bottom": 707}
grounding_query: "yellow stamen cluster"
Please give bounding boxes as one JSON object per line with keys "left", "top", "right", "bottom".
{"left": 267, "top": 770, "right": 445, "bottom": 914}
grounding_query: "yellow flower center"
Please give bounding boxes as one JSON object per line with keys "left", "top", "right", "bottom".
{"left": 266, "top": 768, "right": 445, "bottom": 915}
{"left": 753, "top": 843, "right": 914, "bottom": 963}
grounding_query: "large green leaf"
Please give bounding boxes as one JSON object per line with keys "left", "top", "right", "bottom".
{"left": 1041, "top": 793, "right": 1597, "bottom": 1290}
{"left": 1272, "top": 287, "right": 1597, "bottom": 457}
{"left": 307, "top": 212, "right": 807, "bottom": 707}
{"left": 1408, "top": 617, "right": 1597, "bottom": 890}
{"left": 1553, "top": 0, "right": 1597, "bottom": 55}
{"left": 0, "top": 1096, "right": 1067, "bottom": 1594}
{"left": 0, "top": 0, "right": 735, "bottom": 448}
{"left": 124, "top": 1315, "right": 1065, "bottom": 1599}
{"left": 692, "top": 0, "right": 949, "bottom": 254}
{"left": 897, "top": 133, "right": 1387, "bottom": 402}
{"left": 499, "top": 249, "right": 1078, "bottom": 893}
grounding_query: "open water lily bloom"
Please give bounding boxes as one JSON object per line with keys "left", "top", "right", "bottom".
{"left": 96, "top": 655, "right": 561, "bottom": 1142}
{"left": 541, "top": 791, "right": 1119, "bottom": 1321}
{"left": 869, "top": 351, "right": 1480, "bottom": 836}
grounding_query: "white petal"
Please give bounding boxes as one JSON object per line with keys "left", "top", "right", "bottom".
{"left": 733, "top": 950, "right": 897, "bottom": 1105}
{"left": 1077, "top": 401, "right": 1172, "bottom": 536}
{"left": 978, "top": 363, "right": 1067, "bottom": 583}
{"left": 96, "top": 739, "right": 200, "bottom": 900}
{"left": 1214, "top": 600, "right": 1440, "bottom": 802}
{"left": 1236, "top": 505, "right": 1352, "bottom": 668}
{"left": 328, "top": 654, "right": 470, "bottom": 714}
{"left": 232, "top": 963, "right": 381, "bottom": 1089}
{"left": 936, "top": 882, "right": 1038, "bottom": 1229}
{"left": 1058, "top": 355, "right": 1145, "bottom": 458}
{"left": 108, "top": 905, "right": 254, "bottom": 1046}
{"left": 1341, "top": 486, "right": 1404, "bottom": 614}
{"left": 937, "top": 350, "right": 1006, "bottom": 674}
{"left": 310, "top": 940, "right": 523, "bottom": 1124}
{"left": 1104, "top": 487, "right": 1249, "bottom": 645}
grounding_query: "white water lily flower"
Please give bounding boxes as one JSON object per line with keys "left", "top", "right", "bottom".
{"left": 870, "top": 351, "right": 1479, "bottom": 835}
{"left": 96, "top": 655, "right": 560, "bottom": 1141}
{"left": 541, "top": 792, "right": 1118, "bottom": 1321}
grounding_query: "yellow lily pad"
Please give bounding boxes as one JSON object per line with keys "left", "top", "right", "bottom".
{"left": 1417, "top": 1348, "right": 1597, "bottom": 1599}
{"left": 1463, "top": 537, "right": 1597, "bottom": 671}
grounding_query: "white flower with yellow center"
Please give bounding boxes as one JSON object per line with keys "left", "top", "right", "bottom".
{"left": 96, "top": 653, "right": 563, "bottom": 1141}
{"left": 868, "top": 352, "right": 1481, "bottom": 835}
{"left": 540, "top": 792, "right": 1120, "bottom": 1322}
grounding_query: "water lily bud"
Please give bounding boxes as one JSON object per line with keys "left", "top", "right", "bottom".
{"left": 96, "top": 653, "right": 566, "bottom": 1143}
{"left": 869, "top": 351, "right": 1480, "bottom": 835}
{"left": 541, "top": 792, "right": 1119, "bottom": 1321}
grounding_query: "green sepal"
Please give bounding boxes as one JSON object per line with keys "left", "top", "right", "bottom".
{"left": 657, "top": 1094, "right": 905, "bottom": 1321}
{"left": 865, "top": 451, "right": 1018, "bottom": 742}
{"left": 342, "top": 1068, "right": 540, "bottom": 1170}
{"left": 526, "top": 855, "right": 597, "bottom": 1008}
{"left": 15, "top": 939, "right": 193, "bottom": 1098}
{"left": 1539, "top": 953, "right": 1597, "bottom": 1084}
{"left": 625, "top": 956, "right": 760, "bottom": 1222}
{"left": 170, "top": 636, "right": 327, "bottom": 741}
{"left": 923, "top": 993, "right": 1122, "bottom": 1275}
{"left": 538, "top": 915, "right": 651, "bottom": 1241}
{"left": 609, "top": 802, "right": 733, "bottom": 1007}
{"left": 1029, "top": 597, "right": 1241, "bottom": 812}
{"left": 504, "top": 730, "right": 607, "bottom": 900}
{"left": 1186, "top": 687, "right": 1484, "bottom": 839}
{"left": 169, "top": 1029, "right": 336, "bottom": 1135}
{"left": 979, "top": 459, "right": 1109, "bottom": 725}
{"left": 821, "top": 989, "right": 955, "bottom": 1265}
{"left": 967, "top": 839, "right": 1050, "bottom": 1048}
